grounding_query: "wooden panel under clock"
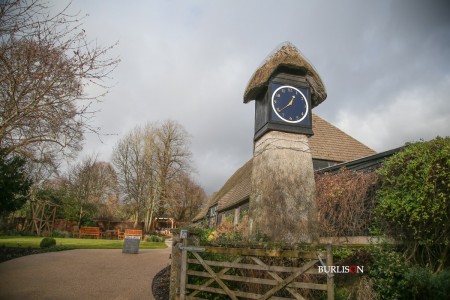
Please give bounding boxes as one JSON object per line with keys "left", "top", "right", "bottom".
{"left": 270, "top": 72, "right": 309, "bottom": 87}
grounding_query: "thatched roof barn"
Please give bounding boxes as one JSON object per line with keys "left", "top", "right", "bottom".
{"left": 193, "top": 113, "right": 376, "bottom": 225}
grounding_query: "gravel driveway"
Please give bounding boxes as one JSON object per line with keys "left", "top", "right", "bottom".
{"left": 0, "top": 246, "right": 171, "bottom": 300}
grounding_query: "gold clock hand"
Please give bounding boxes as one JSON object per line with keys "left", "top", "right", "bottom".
{"left": 277, "top": 95, "right": 295, "bottom": 112}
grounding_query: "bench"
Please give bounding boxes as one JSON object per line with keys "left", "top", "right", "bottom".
{"left": 79, "top": 226, "right": 100, "bottom": 239}
{"left": 117, "top": 229, "right": 142, "bottom": 240}
{"left": 117, "top": 229, "right": 124, "bottom": 240}
{"left": 125, "top": 229, "right": 142, "bottom": 239}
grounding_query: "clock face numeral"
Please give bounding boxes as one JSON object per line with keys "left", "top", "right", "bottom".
{"left": 271, "top": 85, "right": 308, "bottom": 124}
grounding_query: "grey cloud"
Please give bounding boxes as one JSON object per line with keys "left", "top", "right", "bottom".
{"left": 68, "top": 0, "right": 450, "bottom": 194}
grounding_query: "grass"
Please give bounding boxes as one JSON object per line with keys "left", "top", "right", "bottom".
{"left": 0, "top": 236, "right": 167, "bottom": 250}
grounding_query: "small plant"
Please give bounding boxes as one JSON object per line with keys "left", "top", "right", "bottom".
{"left": 332, "top": 247, "right": 354, "bottom": 260}
{"left": 367, "top": 246, "right": 410, "bottom": 299}
{"left": 144, "top": 235, "right": 165, "bottom": 242}
{"left": 49, "top": 230, "right": 69, "bottom": 238}
{"left": 40, "top": 237, "right": 56, "bottom": 248}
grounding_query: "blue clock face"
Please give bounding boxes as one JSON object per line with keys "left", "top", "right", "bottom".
{"left": 271, "top": 85, "right": 308, "bottom": 123}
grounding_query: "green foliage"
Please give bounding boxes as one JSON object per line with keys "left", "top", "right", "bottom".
{"left": 49, "top": 230, "right": 70, "bottom": 238}
{"left": 0, "top": 229, "right": 36, "bottom": 237}
{"left": 375, "top": 137, "right": 450, "bottom": 271}
{"left": 0, "top": 149, "right": 32, "bottom": 215}
{"left": 1, "top": 245, "right": 70, "bottom": 263}
{"left": 34, "top": 188, "right": 66, "bottom": 218}
{"left": 404, "top": 266, "right": 432, "bottom": 299}
{"left": 430, "top": 269, "right": 450, "bottom": 300}
{"left": 367, "top": 246, "right": 412, "bottom": 299}
{"left": 39, "top": 237, "right": 56, "bottom": 248}
{"left": 249, "top": 231, "right": 270, "bottom": 243}
{"left": 368, "top": 246, "right": 450, "bottom": 299}
{"left": 334, "top": 287, "right": 351, "bottom": 300}
{"left": 80, "top": 219, "right": 97, "bottom": 227}
{"left": 144, "top": 235, "right": 165, "bottom": 242}
{"left": 333, "top": 247, "right": 354, "bottom": 260}
{"left": 1, "top": 236, "right": 167, "bottom": 249}
{"left": 190, "top": 227, "right": 215, "bottom": 244}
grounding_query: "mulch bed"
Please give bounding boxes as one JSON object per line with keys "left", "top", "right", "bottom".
{"left": 152, "top": 265, "right": 171, "bottom": 300}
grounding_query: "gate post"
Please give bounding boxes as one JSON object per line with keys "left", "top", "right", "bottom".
{"left": 326, "top": 244, "right": 334, "bottom": 300}
{"left": 169, "top": 233, "right": 182, "bottom": 300}
{"left": 179, "top": 230, "right": 189, "bottom": 300}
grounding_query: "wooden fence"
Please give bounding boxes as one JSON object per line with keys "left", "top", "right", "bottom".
{"left": 172, "top": 238, "right": 334, "bottom": 300}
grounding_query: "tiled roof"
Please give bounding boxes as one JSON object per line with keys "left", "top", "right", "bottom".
{"left": 217, "top": 160, "right": 252, "bottom": 212}
{"left": 309, "top": 114, "right": 376, "bottom": 162}
{"left": 192, "top": 160, "right": 253, "bottom": 223}
{"left": 193, "top": 114, "right": 376, "bottom": 221}
{"left": 192, "top": 194, "right": 216, "bottom": 222}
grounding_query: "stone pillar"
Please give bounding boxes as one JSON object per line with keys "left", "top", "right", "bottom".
{"left": 249, "top": 131, "right": 319, "bottom": 243}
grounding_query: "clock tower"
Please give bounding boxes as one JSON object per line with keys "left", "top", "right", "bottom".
{"left": 244, "top": 42, "right": 327, "bottom": 243}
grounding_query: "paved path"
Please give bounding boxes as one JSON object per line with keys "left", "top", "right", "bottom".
{"left": 0, "top": 245, "right": 171, "bottom": 300}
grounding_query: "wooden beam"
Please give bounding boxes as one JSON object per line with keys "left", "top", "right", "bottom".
{"left": 180, "top": 238, "right": 188, "bottom": 300}
{"left": 188, "top": 258, "right": 311, "bottom": 273}
{"left": 189, "top": 257, "right": 242, "bottom": 298}
{"left": 205, "top": 246, "right": 321, "bottom": 259}
{"left": 327, "top": 244, "right": 334, "bottom": 300}
{"left": 192, "top": 252, "right": 238, "bottom": 300}
{"left": 186, "top": 270, "right": 326, "bottom": 291}
{"left": 260, "top": 260, "right": 319, "bottom": 300}
{"left": 251, "top": 257, "right": 305, "bottom": 300}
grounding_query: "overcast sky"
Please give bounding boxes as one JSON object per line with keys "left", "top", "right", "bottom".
{"left": 62, "top": 0, "right": 450, "bottom": 194}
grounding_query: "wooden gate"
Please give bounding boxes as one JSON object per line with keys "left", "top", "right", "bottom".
{"left": 179, "top": 242, "right": 334, "bottom": 300}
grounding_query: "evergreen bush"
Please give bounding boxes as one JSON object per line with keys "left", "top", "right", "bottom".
{"left": 39, "top": 237, "right": 56, "bottom": 248}
{"left": 375, "top": 136, "right": 450, "bottom": 271}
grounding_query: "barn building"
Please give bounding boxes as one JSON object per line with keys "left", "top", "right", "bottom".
{"left": 193, "top": 113, "right": 376, "bottom": 228}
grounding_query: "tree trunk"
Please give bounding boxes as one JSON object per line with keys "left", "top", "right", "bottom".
{"left": 133, "top": 210, "right": 139, "bottom": 228}
{"left": 144, "top": 195, "right": 156, "bottom": 233}
{"left": 77, "top": 203, "right": 83, "bottom": 228}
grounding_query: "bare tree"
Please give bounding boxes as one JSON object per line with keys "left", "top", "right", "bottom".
{"left": 0, "top": 0, "right": 119, "bottom": 169}
{"left": 113, "top": 120, "right": 194, "bottom": 232}
{"left": 65, "top": 155, "right": 119, "bottom": 226}
{"left": 167, "top": 172, "right": 206, "bottom": 222}
{"left": 89, "top": 161, "right": 120, "bottom": 220}
{"left": 155, "top": 120, "right": 192, "bottom": 212}
{"left": 112, "top": 124, "right": 156, "bottom": 229}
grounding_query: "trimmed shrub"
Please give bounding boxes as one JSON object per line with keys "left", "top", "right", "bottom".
{"left": 40, "top": 237, "right": 56, "bottom": 248}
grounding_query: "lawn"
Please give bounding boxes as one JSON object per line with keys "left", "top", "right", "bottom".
{"left": 0, "top": 236, "right": 167, "bottom": 249}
